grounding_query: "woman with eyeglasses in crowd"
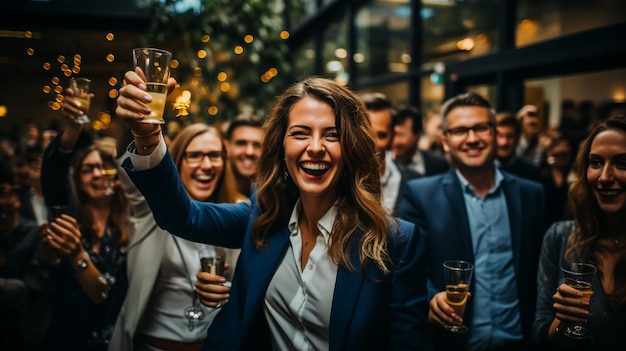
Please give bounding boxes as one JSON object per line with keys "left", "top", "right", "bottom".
{"left": 109, "top": 122, "right": 246, "bottom": 351}
{"left": 39, "top": 101, "right": 129, "bottom": 350}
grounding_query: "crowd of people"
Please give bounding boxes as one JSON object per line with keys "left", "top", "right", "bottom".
{"left": 0, "top": 71, "right": 625, "bottom": 351}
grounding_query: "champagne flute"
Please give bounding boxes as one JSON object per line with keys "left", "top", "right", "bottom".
{"left": 443, "top": 260, "right": 474, "bottom": 333}
{"left": 199, "top": 246, "right": 226, "bottom": 276}
{"left": 560, "top": 263, "right": 596, "bottom": 339}
{"left": 101, "top": 168, "right": 117, "bottom": 196}
{"left": 68, "top": 77, "right": 91, "bottom": 124}
{"left": 132, "top": 48, "right": 172, "bottom": 124}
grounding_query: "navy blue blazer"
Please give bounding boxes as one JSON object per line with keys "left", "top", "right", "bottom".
{"left": 122, "top": 151, "right": 432, "bottom": 351}
{"left": 397, "top": 169, "right": 546, "bottom": 349}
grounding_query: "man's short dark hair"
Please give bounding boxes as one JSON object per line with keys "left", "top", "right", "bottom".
{"left": 440, "top": 92, "right": 495, "bottom": 130}
{"left": 393, "top": 104, "right": 422, "bottom": 134}
{"left": 496, "top": 111, "right": 521, "bottom": 137}
{"left": 360, "top": 92, "right": 392, "bottom": 112}
{"left": 224, "top": 115, "right": 263, "bottom": 141}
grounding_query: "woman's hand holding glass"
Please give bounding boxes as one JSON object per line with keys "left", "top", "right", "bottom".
{"left": 195, "top": 264, "right": 231, "bottom": 309}
{"left": 61, "top": 84, "right": 94, "bottom": 124}
{"left": 43, "top": 214, "right": 83, "bottom": 258}
{"left": 116, "top": 68, "right": 176, "bottom": 135}
{"left": 552, "top": 283, "right": 593, "bottom": 335}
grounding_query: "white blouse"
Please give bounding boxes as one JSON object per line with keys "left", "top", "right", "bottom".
{"left": 263, "top": 201, "right": 338, "bottom": 351}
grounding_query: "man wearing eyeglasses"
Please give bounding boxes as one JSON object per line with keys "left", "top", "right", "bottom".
{"left": 398, "top": 92, "right": 547, "bottom": 351}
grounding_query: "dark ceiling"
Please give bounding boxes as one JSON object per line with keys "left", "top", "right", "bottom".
{"left": 0, "top": 1, "right": 152, "bottom": 135}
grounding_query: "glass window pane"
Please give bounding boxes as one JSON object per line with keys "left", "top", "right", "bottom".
{"left": 290, "top": 0, "right": 318, "bottom": 28}
{"left": 292, "top": 39, "right": 316, "bottom": 79}
{"left": 525, "top": 68, "right": 626, "bottom": 129}
{"left": 357, "top": 80, "right": 410, "bottom": 105}
{"left": 421, "top": 73, "right": 445, "bottom": 115}
{"left": 466, "top": 84, "right": 498, "bottom": 110}
{"left": 422, "top": 0, "right": 500, "bottom": 64}
{"left": 516, "top": 0, "right": 626, "bottom": 47}
{"left": 322, "top": 17, "right": 349, "bottom": 84}
{"left": 355, "top": 0, "right": 411, "bottom": 78}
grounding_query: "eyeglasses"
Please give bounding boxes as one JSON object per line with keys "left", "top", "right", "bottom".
{"left": 445, "top": 122, "right": 493, "bottom": 139}
{"left": 183, "top": 151, "right": 224, "bottom": 166}
{"left": 79, "top": 163, "right": 105, "bottom": 175}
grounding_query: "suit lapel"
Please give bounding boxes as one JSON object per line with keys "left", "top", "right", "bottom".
{"left": 242, "top": 226, "right": 291, "bottom": 327}
{"left": 328, "top": 242, "right": 365, "bottom": 351}
{"left": 442, "top": 171, "right": 474, "bottom": 259}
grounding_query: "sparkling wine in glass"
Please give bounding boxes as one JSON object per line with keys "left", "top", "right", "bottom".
{"left": 560, "top": 263, "right": 596, "bottom": 339}
{"left": 200, "top": 246, "right": 226, "bottom": 276}
{"left": 443, "top": 260, "right": 474, "bottom": 333}
{"left": 68, "top": 77, "right": 91, "bottom": 124}
{"left": 101, "top": 168, "right": 117, "bottom": 196}
{"left": 132, "top": 48, "right": 172, "bottom": 124}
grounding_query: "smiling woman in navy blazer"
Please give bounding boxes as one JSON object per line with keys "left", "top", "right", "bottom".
{"left": 115, "top": 76, "right": 432, "bottom": 351}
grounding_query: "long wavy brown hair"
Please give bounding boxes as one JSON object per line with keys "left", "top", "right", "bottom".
{"left": 253, "top": 77, "right": 394, "bottom": 274}
{"left": 71, "top": 144, "right": 128, "bottom": 247}
{"left": 168, "top": 123, "right": 246, "bottom": 203}
{"left": 568, "top": 115, "right": 626, "bottom": 310}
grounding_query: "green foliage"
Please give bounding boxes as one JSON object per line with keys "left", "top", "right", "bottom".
{"left": 139, "top": 0, "right": 303, "bottom": 122}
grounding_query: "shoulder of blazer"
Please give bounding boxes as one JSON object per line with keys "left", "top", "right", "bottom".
{"left": 502, "top": 170, "right": 545, "bottom": 195}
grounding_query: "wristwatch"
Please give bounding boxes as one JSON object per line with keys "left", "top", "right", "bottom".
{"left": 75, "top": 252, "right": 89, "bottom": 271}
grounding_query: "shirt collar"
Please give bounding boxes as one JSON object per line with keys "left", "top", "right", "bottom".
{"left": 454, "top": 165, "right": 503, "bottom": 197}
{"left": 288, "top": 199, "right": 337, "bottom": 244}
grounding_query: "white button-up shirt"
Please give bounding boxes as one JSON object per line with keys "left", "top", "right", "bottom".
{"left": 264, "top": 201, "right": 338, "bottom": 351}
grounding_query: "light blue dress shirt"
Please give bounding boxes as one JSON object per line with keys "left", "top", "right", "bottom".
{"left": 456, "top": 169, "right": 523, "bottom": 350}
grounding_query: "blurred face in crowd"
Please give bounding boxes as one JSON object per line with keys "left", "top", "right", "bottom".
{"left": 12, "top": 158, "right": 30, "bottom": 187}
{"left": 443, "top": 106, "right": 496, "bottom": 172}
{"left": 368, "top": 109, "right": 393, "bottom": 164}
{"left": 547, "top": 139, "right": 573, "bottom": 170}
{"left": 225, "top": 126, "right": 263, "bottom": 178}
{"left": 587, "top": 128, "right": 626, "bottom": 215}
{"left": 496, "top": 125, "right": 518, "bottom": 161}
{"left": 181, "top": 131, "right": 225, "bottom": 201}
{"left": 392, "top": 118, "right": 420, "bottom": 161}
{"left": 521, "top": 112, "right": 542, "bottom": 139}
{"left": 0, "top": 186, "right": 20, "bottom": 234}
{"left": 78, "top": 150, "right": 114, "bottom": 201}
{"left": 424, "top": 113, "right": 443, "bottom": 142}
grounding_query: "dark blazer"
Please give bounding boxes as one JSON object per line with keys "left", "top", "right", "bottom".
{"left": 391, "top": 159, "right": 421, "bottom": 213}
{"left": 498, "top": 157, "right": 543, "bottom": 184}
{"left": 122, "top": 151, "right": 432, "bottom": 351}
{"left": 422, "top": 150, "right": 449, "bottom": 176}
{"left": 397, "top": 168, "right": 546, "bottom": 350}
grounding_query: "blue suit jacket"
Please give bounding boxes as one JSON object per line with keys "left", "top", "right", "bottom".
{"left": 122, "top": 151, "right": 432, "bottom": 351}
{"left": 398, "top": 169, "right": 546, "bottom": 350}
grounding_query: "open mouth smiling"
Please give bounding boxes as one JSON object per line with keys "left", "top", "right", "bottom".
{"left": 300, "top": 162, "right": 330, "bottom": 176}
{"left": 597, "top": 189, "right": 623, "bottom": 199}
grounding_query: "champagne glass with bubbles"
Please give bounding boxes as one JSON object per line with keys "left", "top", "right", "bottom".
{"left": 68, "top": 77, "right": 91, "bottom": 124}
{"left": 560, "top": 263, "right": 596, "bottom": 339}
{"left": 443, "top": 260, "right": 474, "bottom": 333}
{"left": 101, "top": 168, "right": 117, "bottom": 196}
